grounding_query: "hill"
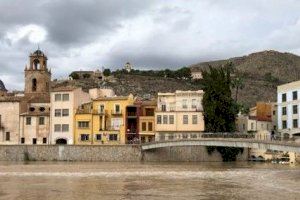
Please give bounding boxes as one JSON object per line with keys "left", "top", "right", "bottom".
{"left": 53, "top": 50, "right": 300, "bottom": 108}
{"left": 191, "top": 50, "right": 300, "bottom": 107}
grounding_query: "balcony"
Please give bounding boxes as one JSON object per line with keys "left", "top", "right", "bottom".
{"left": 111, "top": 110, "right": 122, "bottom": 115}
{"left": 92, "top": 109, "right": 106, "bottom": 115}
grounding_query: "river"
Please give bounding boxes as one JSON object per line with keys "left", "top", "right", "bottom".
{"left": 0, "top": 161, "right": 298, "bottom": 200}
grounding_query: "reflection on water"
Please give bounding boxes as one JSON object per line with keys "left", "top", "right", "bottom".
{"left": 0, "top": 162, "right": 299, "bottom": 200}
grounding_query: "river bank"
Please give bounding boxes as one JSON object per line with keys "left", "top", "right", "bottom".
{"left": 0, "top": 145, "right": 248, "bottom": 162}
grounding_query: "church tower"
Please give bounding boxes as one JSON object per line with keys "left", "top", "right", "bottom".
{"left": 24, "top": 49, "right": 51, "bottom": 97}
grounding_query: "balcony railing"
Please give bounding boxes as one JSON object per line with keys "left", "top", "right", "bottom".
{"left": 92, "top": 109, "right": 106, "bottom": 115}
{"left": 111, "top": 110, "right": 122, "bottom": 115}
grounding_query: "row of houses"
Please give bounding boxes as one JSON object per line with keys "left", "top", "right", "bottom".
{"left": 0, "top": 49, "right": 300, "bottom": 147}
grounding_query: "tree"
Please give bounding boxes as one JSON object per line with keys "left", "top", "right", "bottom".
{"left": 201, "top": 63, "right": 242, "bottom": 161}
{"left": 201, "top": 63, "right": 238, "bottom": 132}
{"left": 103, "top": 69, "right": 111, "bottom": 76}
{"left": 231, "top": 76, "right": 245, "bottom": 102}
{"left": 69, "top": 72, "right": 79, "bottom": 80}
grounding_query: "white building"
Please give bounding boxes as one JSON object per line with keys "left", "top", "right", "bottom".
{"left": 277, "top": 80, "right": 300, "bottom": 140}
{"left": 50, "top": 87, "right": 90, "bottom": 144}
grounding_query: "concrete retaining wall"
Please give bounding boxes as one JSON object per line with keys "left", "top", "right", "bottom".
{"left": 0, "top": 145, "right": 248, "bottom": 162}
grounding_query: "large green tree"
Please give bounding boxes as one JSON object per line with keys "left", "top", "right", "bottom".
{"left": 201, "top": 63, "right": 242, "bottom": 161}
{"left": 201, "top": 63, "right": 238, "bottom": 132}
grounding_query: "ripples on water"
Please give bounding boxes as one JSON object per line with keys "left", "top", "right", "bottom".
{"left": 0, "top": 162, "right": 298, "bottom": 200}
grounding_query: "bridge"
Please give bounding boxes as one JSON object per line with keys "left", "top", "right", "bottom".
{"left": 141, "top": 138, "right": 300, "bottom": 153}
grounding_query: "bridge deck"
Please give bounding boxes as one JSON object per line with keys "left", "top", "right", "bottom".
{"left": 141, "top": 138, "right": 300, "bottom": 153}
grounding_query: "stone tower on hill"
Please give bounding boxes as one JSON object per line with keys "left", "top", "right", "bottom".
{"left": 24, "top": 49, "right": 51, "bottom": 98}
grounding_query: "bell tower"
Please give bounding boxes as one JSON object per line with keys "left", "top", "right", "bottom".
{"left": 24, "top": 49, "right": 51, "bottom": 97}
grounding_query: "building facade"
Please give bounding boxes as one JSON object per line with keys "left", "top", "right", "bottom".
{"left": 155, "top": 90, "right": 205, "bottom": 141}
{"left": 50, "top": 87, "right": 90, "bottom": 144}
{"left": 277, "top": 81, "right": 300, "bottom": 140}
{"left": 74, "top": 94, "right": 135, "bottom": 145}
{"left": 19, "top": 49, "right": 52, "bottom": 144}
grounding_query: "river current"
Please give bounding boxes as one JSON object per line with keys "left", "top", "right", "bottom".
{"left": 0, "top": 161, "right": 298, "bottom": 200}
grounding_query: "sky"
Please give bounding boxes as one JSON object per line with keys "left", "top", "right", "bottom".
{"left": 1, "top": 0, "right": 300, "bottom": 90}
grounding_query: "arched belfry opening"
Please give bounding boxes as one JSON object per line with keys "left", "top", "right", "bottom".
{"left": 33, "top": 59, "right": 40, "bottom": 70}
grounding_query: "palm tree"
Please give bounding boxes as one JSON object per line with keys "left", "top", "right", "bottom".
{"left": 232, "top": 76, "right": 244, "bottom": 102}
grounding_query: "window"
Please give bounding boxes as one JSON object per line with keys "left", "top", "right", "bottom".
{"left": 96, "top": 134, "right": 102, "bottom": 141}
{"left": 39, "top": 107, "right": 45, "bottom": 112}
{"left": 109, "top": 134, "right": 118, "bottom": 141}
{"left": 78, "top": 121, "right": 89, "bottom": 128}
{"left": 183, "top": 115, "right": 188, "bottom": 124}
{"left": 5, "top": 132, "right": 10, "bottom": 141}
{"left": 142, "top": 122, "right": 147, "bottom": 131}
{"left": 55, "top": 109, "right": 61, "bottom": 117}
{"left": 293, "top": 91, "right": 298, "bottom": 100}
{"left": 62, "top": 94, "right": 69, "bottom": 101}
{"left": 145, "top": 108, "right": 154, "bottom": 116}
{"left": 43, "top": 138, "right": 47, "bottom": 144}
{"left": 111, "top": 118, "right": 122, "bottom": 130}
{"left": 54, "top": 124, "right": 61, "bottom": 132}
{"left": 21, "top": 137, "right": 25, "bottom": 144}
{"left": 282, "top": 107, "right": 287, "bottom": 115}
{"left": 182, "top": 99, "right": 187, "bottom": 109}
{"left": 293, "top": 119, "right": 298, "bottom": 128}
{"left": 26, "top": 117, "right": 31, "bottom": 125}
{"left": 148, "top": 122, "right": 153, "bottom": 131}
{"left": 62, "top": 124, "right": 69, "bottom": 132}
{"left": 282, "top": 120, "right": 287, "bottom": 129}
{"left": 163, "top": 115, "right": 168, "bottom": 124}
{"left": 169, "top": 115, "right": 174, "bottom": 124}
{"left": 192, "top": 115, "right": 198, "bottom": 124}
{"left": 161, "top": 105, "right": 166, "bottom": 111}
{"left": 62, "top": 109, "right": 69, "bottom": 117}
{"left": 80, "top": 134, "right": 89, "bottom": 141}
{"left": 191, "top": 99, "right": 197, "bottom": 109}
{"left": 243, "top": 124, "right": 246, "bottom": 130}
{"left": 157, "top": 115, "right": 162, "bottom": 124}
{"left": 39, "top": 117, "right": 45, "bottom": 125}
{"left": 55, "top": 94, "right": 61, "bottom": 101}
{"left": 293, "top": 105, "right": 298, "bottom": 114}
{"left": 282, "top": 93, "right": 287, "bottom": 102}
{"left": 32, "top": 138, "right": 37, "bottom": 144}
{"left": 273, "top": 110, "right": 276, "bottom": 115}
{"left": 251, "top": 123, "right": 254, "bottom": 130}
{"left": 115, "top": 104, "right": 120, "bottom": 113}
{"left": 99, "top": 105, "right": 105, "bottom": 113}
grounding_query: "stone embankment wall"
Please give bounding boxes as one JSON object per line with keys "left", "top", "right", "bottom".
{"left": 0, "top": 145, "right": 248, "bottom": 162}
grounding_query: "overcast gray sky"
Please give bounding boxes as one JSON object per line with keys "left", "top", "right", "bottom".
{"left": 1, "top": 0, "right": 300, "bottom": 90}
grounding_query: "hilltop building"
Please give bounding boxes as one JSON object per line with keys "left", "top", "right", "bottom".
{"left": 190, "top": 68, "right": 203, "bottom": 80}
{"left": 69, "top": 70, "right": 103, "bottom": 80}
{"left": 155, "top": 90, "right": 205, "bottom": 141}
{"left": 124, "top": 62, "right": 133, "bottom": 72}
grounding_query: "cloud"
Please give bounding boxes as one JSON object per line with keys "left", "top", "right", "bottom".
{"left": 1, "top": 0, "right": 300, "bottom": 90}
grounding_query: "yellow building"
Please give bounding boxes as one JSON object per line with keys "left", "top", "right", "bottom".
{"left": 74, "top": 94, "right": 135, "bottom": 145}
